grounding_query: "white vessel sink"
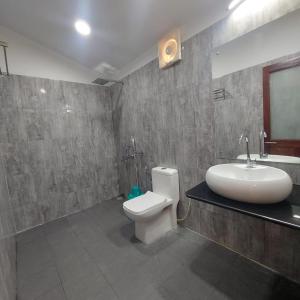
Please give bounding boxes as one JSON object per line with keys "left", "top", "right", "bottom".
{"left": 237, "top": 154, "right": 300, "bottom": 164}
{"left": 206, "top": 164, "right": 293, "bottom": 204}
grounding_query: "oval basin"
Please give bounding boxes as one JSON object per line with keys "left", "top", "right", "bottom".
{"left": 206, "top": 164, "right": 293, "bottom": 204}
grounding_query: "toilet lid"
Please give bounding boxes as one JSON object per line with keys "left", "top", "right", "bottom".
{"left": 123, "top": 191, "right": 167, "bottom": 214}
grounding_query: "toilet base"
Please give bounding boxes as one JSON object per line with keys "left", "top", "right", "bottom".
{"left": 135, "top": 206, "right": 176, "bottom": 244}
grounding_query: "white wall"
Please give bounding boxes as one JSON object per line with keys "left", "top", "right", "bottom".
{"left": 0, "top": 25, "right": 99, "bottom": 83}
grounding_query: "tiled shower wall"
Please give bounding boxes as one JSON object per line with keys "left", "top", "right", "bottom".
{"left": 0, "top": 157, "right": 16, "bottom": 300}
{"left": 0, "top": 75, "right": 119, "bottom": 232}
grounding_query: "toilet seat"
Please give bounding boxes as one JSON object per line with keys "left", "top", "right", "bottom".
{"left": 123, "top": 191, "right": 168, "bottom": 216}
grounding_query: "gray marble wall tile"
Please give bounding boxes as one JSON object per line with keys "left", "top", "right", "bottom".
{"left": 1, "top": 75, "right": 119, "bottom": 232}
{"left": 111, "top": 28, "right": 214, "bottom": 204}
{"left": 0, "top": 155, "right": 16, "bottom": 300}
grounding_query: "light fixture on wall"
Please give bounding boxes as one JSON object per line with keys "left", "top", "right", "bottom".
{"left": 74, "top": 19, "right": 91, "bottom": 36}
{"left": 158, "top": 29, "right": 182, "bottom": 69}
{"left": 228, "top": 0, "right": 246, "bottom": 10}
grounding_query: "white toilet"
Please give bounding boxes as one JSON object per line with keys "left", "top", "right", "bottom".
{"left": 123, "top": 167, "right": 179, "bottom": 244}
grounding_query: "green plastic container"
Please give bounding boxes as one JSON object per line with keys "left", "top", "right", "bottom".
{"left": 127, "top": 185, "right": 143, "bottom": 200}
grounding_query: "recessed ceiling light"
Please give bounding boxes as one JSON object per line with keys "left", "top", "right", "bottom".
{"left": 40, "top": 88, "right": 46, "bottom": 94}
{"left": 228, "top": 0, "right": 245, "bottom": 10}
{"left": 74, "top": 19, "right": 91, "bottom": 36}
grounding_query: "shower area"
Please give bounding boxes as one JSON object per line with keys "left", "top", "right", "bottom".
{"left": 0, "top": 75, "right": 120, "bottom": 231}
{"left": 0, "top": 69, "right": 128, "bottom": 298}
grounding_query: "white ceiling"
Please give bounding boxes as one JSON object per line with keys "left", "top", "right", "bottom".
{"left": 0, "top": 0, "right": 230, "bottom": 80}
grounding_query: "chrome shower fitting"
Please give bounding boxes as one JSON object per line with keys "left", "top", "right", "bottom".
{"left": 122, "top": 136, "right": 143, "bottom": 186}
{"left": 122, "top": 136, "right": 143, "bottom": 162}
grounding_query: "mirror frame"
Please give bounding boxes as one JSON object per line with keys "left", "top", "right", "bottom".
{"left": 263, "top": 56, "right": 300, "bottom": 156}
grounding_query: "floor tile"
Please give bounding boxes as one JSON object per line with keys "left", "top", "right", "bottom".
{"left": 35, "top": 285, "right": 66, "bottom": 300}
{"left": 56, "top": 252, "right": 102, "bottom": 285}
{"left": 62, "top": 273, "right": 116, "bottom": 300}
{"left": 17, "top": 266, "right": 60, "bottom": 300}
{"left": 17, "top": 198, "right": 300, "bottom": 300}
{"left": 16, "top": 226, "right": 45, "bottom": 246}
{"left": 17, "top": 239, "right": 55, "bottom": 281}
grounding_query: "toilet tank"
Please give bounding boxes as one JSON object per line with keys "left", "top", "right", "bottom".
{"left": 152, "top": 167, "right": 179, "bottom": 201}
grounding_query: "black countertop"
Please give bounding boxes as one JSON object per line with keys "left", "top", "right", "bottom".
{"left": 186, "top": 182, "right": 300, "bottom": 230}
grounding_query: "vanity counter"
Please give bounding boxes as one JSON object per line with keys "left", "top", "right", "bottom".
{"left": 186, "top": 182, "right": 300, "bottom": 230}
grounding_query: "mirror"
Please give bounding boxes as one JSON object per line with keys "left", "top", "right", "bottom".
{"left": 212, "top": 8, "right": 300, "bottom": 164}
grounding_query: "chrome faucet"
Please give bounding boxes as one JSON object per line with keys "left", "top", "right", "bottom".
{"left": 259, "top": 130, "right": 268, "bottom": 159}
{"left": 239, "top": 133, "right": 255, "bottom": 168}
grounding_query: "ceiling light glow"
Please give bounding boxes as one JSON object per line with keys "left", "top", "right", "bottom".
{"left": 74, "top": 19, "right": 91, "bottom": 36}
{"left": 228, "top": 0, "right": 245, "bottom": 10}
{"left": 40, "top": 88, "right": 46, "bottom": 94}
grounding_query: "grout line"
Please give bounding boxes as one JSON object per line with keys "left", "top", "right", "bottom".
{"left": 65, "top": 206, "right": 121, "bottom": 299}
{"left": 42, "top": 226, "right": 69, "bottom": 300}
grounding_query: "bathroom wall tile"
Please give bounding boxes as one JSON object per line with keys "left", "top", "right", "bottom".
{"left": 1, "top": 75, "right": 119, "bottom": 233}
{"left": 263, "top": 222, "right": 298, "bottom": 280}
{"left": 112, "top": 28, "right": 214, "bottom": 200}
{"left": 0, "top": 153, "right": 16, "bottom": 300}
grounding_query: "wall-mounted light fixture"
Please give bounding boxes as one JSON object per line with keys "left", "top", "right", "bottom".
{"left": 158, "top": 29, "right": 182, "bottom": 69}
{"left": 0, "top": 41, "right": 9, "bottom": 76}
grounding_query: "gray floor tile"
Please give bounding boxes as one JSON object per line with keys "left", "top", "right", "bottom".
{"left": 269, "top": 277, "right": 300, "bottom": 300}
{"left": 70, "top": 221, "right": 107, "bottom": 245}
{"left": 17, "top": 239, "right": 55, "bottom": 281}
{"left": 160, "top": 265, "right": 217, "bottom": 300}
{"left": 43, "top": 218, "right": 71, "bottom": 236}
{"left": 100, "top": 249, "right": 149, "bottom": 284}
{"left": 48, "top": 233, "right": 86, "bottom": 263}
{"left": 35, "top": 285, "right": 66, "bottom": 300}
{"left": 62, "top": 273, "right": 116, "bottom": 300}
{"left": 17, "top": 266, "right": 60, "bottom": 300}
{"left": 111, "top": 270, "right": 159, "bottom": 300}
{"left": 16, "top": 225, "right": 45, "bottom": 246}
{"left": 17, "top": 198, "right": 300, "bottom": 300}
{"left": 57, "top": 252, "right": 102, "bottom": 285}
{"left": 84, "top": 237, "right": 125, "bottom": 268}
